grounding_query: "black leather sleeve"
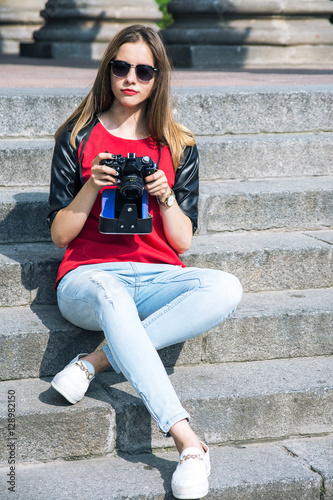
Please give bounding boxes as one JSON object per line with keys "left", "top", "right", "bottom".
{"left": 173, "top": 144, "right": 199, "bottom": 234}
{"left": 47, "top": 116, "right": 101, "bottom": 227}
{"left": 47, "top": 124, "right": 83, "bottom": 228}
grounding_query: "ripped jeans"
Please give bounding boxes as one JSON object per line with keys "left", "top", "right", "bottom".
{"left": 57, "top": 262, "right": 242, "bottom": 435}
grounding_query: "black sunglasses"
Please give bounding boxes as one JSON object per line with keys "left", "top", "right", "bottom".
{"left": 110, "top": 60, "right": 158, "bottom": 82}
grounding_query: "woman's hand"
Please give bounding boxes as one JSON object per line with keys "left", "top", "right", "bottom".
{"left": 88, "top": 152, "right": 120, "bottom": 191}
{"left": 51, "top": 152, "right": 118, "bottom": 248}
{"left": 144, "top": 169, "right": 171, "bottom": 202}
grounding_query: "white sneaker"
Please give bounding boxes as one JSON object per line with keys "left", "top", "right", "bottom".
{"left": 171, "top": 442, "right": 210, "bottom": 499}
{"left": 51, "top": 353, "right": 95, "bottom": 404}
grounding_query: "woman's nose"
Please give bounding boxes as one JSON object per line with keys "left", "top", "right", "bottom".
{"left": 125, "top": 66, "right": 137, "bottom": 83}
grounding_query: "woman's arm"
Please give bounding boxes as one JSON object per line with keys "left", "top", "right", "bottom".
{"left": 144, "top": 145, "right": 199, "bottom": 254}
{"left": 172, "top": 145, "right": 199, "bottom": 234}
{"left": 51, "top": 152, "right": 119, "bottom": 248}
{"left": 158, "top": 195, "right": 193, "bottom": 254}
{"left": 145, "top": 170, "right": 193, "bottom": 253}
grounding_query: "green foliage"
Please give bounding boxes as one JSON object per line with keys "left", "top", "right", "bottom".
{"left": 155, "top": 0, "right": 174, "bottom": 28}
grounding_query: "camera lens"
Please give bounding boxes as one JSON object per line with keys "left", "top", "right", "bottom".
{"left": 120, "top": 175, "right": 144, "bottom": 200}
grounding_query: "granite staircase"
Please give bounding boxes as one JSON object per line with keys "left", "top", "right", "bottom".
{"left": 0, "top": 84, "right": 332, "bottom": 499}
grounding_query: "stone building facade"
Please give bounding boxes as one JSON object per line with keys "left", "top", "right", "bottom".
{"left": 161, "top": 0, "right": 333, "bottom": 67}
{"left": 1, "top": 0, "right": 332, "bottom": 67}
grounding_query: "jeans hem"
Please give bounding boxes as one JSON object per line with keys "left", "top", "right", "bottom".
{"left": 160, "top": 411, "right": 191, "bottom": 438}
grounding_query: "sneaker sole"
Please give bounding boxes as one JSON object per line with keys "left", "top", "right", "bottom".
{"left": 51, "top": 379, "right": 79, "bottom": 405}
{"left": 171, "top": 479, "right": 209, "bottom": 499}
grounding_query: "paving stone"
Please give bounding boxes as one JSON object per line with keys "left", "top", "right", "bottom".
{"left": 305, "top": 229, "right": 333, "bottom": 246}
{"left": 0, "top": 89, "right": 84, "bottom": 137}
{"left": 207, "top": 441, "right": 323, "bottom": 499}
{"left": 0, "top": 248, "right": 31, "bottom": 306}
{"left": 2, "top": 56, "right": 333, "bottom": 89}
{"left": 0, "top": 377, "right": 116, "bottom": 464}
{"left": 2, "top": 357, "right": 332, "bottom": 461}
{"left": 1, "top": 66, "right": 332, "bottom": 498}
{"left": 283, "top": 436, "right": 333, "bottom": 498}
{"left": 0, "top": 439, "right": 326, "bottom": 500}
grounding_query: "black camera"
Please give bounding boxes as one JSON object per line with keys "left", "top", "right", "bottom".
{"left": 99, "top": 153, "right": 158, "bottom": 235}
{"left": 100, "top": 153, "right": 158, "bottom": 200}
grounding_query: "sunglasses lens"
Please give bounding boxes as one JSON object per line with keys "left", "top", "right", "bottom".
{"left": 111, "top": 61, "right": 156, "bottom": 82}
{"left": 136, "top": 65, "right": 154, "bottom": 82}
{"left": 112, "top": 61, "right": 130, "bottom": 78}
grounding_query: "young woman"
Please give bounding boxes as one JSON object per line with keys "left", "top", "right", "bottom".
{"left": 48, "top": 24, "right": 242, "bottom": 499}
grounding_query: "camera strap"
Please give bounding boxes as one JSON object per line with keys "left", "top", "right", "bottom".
{"left": 156, "top": 141, "right": 162, "bottom": 169}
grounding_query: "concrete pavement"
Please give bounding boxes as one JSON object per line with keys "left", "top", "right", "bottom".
{"left": 0, "top": 54, "right": 333, "bottom": 89}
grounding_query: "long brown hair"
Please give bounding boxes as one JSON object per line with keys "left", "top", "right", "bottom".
{"left": 55, "top": 24, "right": 195, "bottom": 169}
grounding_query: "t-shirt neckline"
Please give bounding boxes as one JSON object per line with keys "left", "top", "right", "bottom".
{"left": 97, "top": 116, "right": 152, "bottom": 143}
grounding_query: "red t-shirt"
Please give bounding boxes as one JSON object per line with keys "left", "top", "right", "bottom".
{"left": 55, "top": 122, "right": 185, "bottom": 286}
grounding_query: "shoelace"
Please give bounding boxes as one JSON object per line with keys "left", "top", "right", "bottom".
{"left": 75, "top": 360, "right": 94, "bottom": 380}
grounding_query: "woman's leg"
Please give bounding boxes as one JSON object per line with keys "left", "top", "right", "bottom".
{"left": 60, "top": 263, "right": 241, "bottom": 373}
{"left": 55, "top": 262, "right": 241, "bottom": 499}
{"left": 135, "top": 264, "right": 243, "bottom": 351}
{"left": 56, "top": 263, "right": 242, "bottom": 431}
{"left": 56, "top": 264, "right": 190, "bottom": 435}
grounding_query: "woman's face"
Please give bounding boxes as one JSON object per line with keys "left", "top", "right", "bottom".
{"left": 110, "top": 41, "right": 156, "bottom": 110}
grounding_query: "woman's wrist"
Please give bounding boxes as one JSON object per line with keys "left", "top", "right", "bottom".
{"left": 86, "top": 176, "right": 103, "bottom": 194}
{"left": 158, "top": 189, "right": 175, "bottom": 207}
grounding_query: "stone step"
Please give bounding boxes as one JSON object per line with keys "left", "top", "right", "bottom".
{"left": 1, "top": 86, "right": 332, "bottom": 137}
{"left": 101, "top": 356, "right": 333, "bottom": 454}
{"left": 199, "top": 176, "right": 333, "bottom": 233}
{"left": 173, "top": 85, "right": 333, "bottom": 136}
{"left": 1, "top": 133, "right": 333, "bottom": 187}
{"left": 1, "top": 288, "right": 332, "bottom": 381}
{"left": 186, "top": 230, "right": 333, "bottom": 293}
{"left": 2, "top": 436, "right": 332, "bottom": 500}
{"left": 0, "top": 376, "right": 116, "bottom": 464}
{"left": 0, "top": 138, "right": 54, "bottom": 187}
{"left": 198, "top": 132, "right": 333, "bottom": 181}
{"left": 0, "top": 231, "right": 332, "bottom": 306}
{"left": 2, "top": 177, "right": 332, "bottom": 243}
{"left": 0, "top": 242, "right": 64, "bottom": 307}
{"left": 0, "top": 187, "right": 50, "bottom": 243}
{"left": 1, "top": 356, "right": 333, "bottom": 461}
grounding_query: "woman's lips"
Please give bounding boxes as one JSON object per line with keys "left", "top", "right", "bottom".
{"left": 122, "top": 89, "right": 138, "bottom": 95}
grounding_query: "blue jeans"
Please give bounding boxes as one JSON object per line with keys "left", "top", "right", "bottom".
{"left": 57, "top": 262, "right": 242, "bottom": 435}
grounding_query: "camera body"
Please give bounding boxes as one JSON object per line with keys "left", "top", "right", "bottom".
{"left": 100, "top": 153, "right": 158, "bottom": 200}
{"left": 99, "top": 153, "right": 158, "bottom": 235}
